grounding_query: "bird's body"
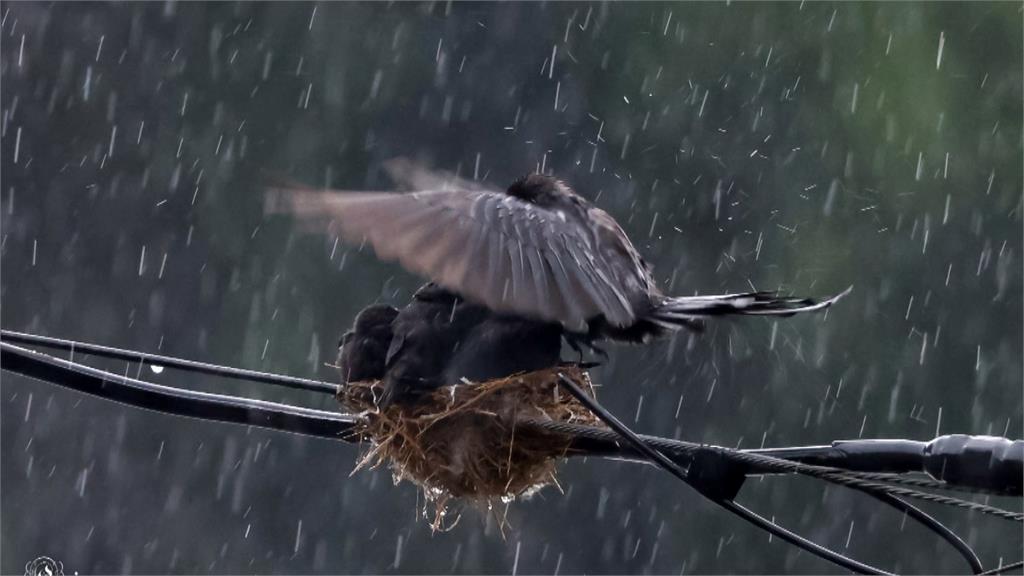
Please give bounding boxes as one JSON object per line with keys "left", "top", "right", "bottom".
{"left": 273, "top": 168, "right": 849, "bottom": 404}
{"left": 339, "top": 283, "right": 562, "bottom": 404}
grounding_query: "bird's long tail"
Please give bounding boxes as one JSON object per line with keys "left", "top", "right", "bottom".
{"left": 647, "top": 286, "right": 852, "bottom": 330}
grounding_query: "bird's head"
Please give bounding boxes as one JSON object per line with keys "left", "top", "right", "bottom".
{"left": 337, "top": 330, "right": 354, "bottom": 350}
{"left": 352, "top": 304, "right": 399, "bottom": 335}
{"left": 506, "top": 174, "right": 580, "bottom": 207}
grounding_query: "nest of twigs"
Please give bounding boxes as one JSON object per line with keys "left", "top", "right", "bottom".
{"left": 338, "top": 366, "right": 602, "bottom": 528}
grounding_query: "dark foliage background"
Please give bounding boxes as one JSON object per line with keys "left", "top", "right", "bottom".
{"left": 2, "top": 2, "right": 1021, "bottom": 574}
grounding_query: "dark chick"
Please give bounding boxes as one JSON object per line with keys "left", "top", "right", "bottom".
{"left": 337, "top": 304, "right": 399, "bottom": 384}
{"left": 338, "top": 283, "right": 562, "bottom": 405}
{"left": 272, "top": 173, "right": 849, "bottom": 350}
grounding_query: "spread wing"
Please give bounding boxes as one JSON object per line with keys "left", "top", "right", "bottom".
{"left": 265, "top": 187, "right": 638, "bottom": 331}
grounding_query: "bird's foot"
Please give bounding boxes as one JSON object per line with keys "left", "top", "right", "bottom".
{"left": 563, "top": 335, "right": 608, "bottom": 366}
{"left": 560, "top": 360, "right": 602, "bottom": 370}
{"left": 565, "top": 336, "right": 585, "bottom": 363}
{"left": 587, "top": 342, "right": 610, "bottom": 360}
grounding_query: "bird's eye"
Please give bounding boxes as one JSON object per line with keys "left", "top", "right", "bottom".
{"left": 338, "top": 332, "right": 354, "bottom": 348}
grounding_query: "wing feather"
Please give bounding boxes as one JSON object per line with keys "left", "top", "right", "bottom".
{"left": 266, "top": 187, "right": 639, "bottom": 329}
{"left": 541, "top": 243, "right": 588, "bottom": 330}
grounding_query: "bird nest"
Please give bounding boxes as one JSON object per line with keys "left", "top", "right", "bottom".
{"left": 338, "top": 366, "right": 602, "bottom": 529}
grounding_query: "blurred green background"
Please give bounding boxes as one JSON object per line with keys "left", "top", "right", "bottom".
{"left": 2, "top": 2, "right": 1021, "bottom": 573}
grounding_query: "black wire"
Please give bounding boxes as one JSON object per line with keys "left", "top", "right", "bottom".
{"left": 552, "top": 375, "right": 691, "bottom": 482}
{"left": 717, "top": 500, "right": 893, "bottom": 575}
{"left": 554, "top": 373, "right": 893, "bottom": 576}
{"left": 3, "top": 342, "right": 1015, "bottom": 573}
{"left": 4, "top": 337, "right": 1014, "bottom": 502}
{"left": 6, "top": 329, "right": 1017, "bottom": 498}
{"left": 545, "top": 419, "right": 1018, "bottom": 497}
{"left": 5, "top": 337, "right": 1016, "bottom": 507}
{"left": 1, "top": 342, "right": 358, "bottom": 440}
{"left": 544, "top": 385, "right": 1007, "bottom": 569}
{"left": 704, "top": 446, "right": 1024, "bottom": 522}
{"left": 685, "top": 447, "right": 1020, "bottom": 520}
{"left": 845, "top": 487, "right": 983, "bottom": 574}
{"left": 1, "top": 329, "right": 339, "bottom": 395}
{"left": 540, "top": 418, "right": 1024, "bottom": 518}
{"left": 981, "top": 560, "right": 1024, "bottom": 575}
{"left": 553, "top": 373, "right": 1004, "bottom": 574}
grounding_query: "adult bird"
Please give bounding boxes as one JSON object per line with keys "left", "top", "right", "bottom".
{"left": 268, "top": 168, "right": 849, "bottom": 354}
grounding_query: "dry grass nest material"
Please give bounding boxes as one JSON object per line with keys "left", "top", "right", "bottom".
{"left": 338, "top": 366, "right": 603, "bottom": 527}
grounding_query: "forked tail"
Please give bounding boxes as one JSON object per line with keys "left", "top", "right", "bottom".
{"left": 648, "top": 286, "right": 852, "bottom": 329}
